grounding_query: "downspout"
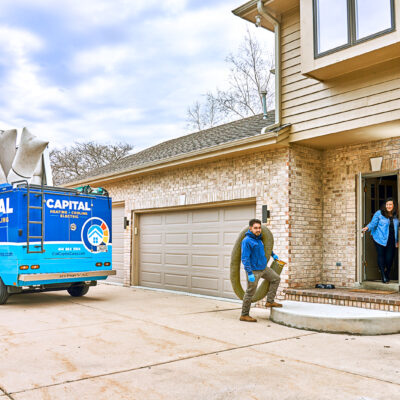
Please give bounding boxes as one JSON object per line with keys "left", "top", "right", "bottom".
{"left": 257, "top": 0, "right": 282, "bottom": 134}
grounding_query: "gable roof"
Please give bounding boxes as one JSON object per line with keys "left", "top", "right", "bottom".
{"left": 67, "top": 111, "right": 275, "bottom": 184}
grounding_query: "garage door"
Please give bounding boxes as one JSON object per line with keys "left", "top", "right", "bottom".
{"left": 110, "top": 204, "right": 125, "bottom": 285}
{"left": 139, "top": 204, "right": 255, "bottom": 299}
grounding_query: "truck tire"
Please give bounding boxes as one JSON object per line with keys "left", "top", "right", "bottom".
{"left": 67, "top": 283, "right": 89, "bottom": 297}
{"left": 230, "top": 225, "right": 283, "bottom": 302}
{"left": 0, "top": 278, "right": 9, "bottom": 305}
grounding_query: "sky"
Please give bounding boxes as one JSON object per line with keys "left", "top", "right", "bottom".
{"left": 0, "top": 0, "right": 274, "bottom": 152}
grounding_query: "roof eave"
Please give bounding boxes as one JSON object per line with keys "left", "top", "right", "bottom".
{"left": 232, "top": 0, "right": 300, "bottom": 31}
{"left": 63, "top": 126, "right": 291, "bottom": 188}
{"left": 232, "top": 0, "right": 275, "bottom": 32}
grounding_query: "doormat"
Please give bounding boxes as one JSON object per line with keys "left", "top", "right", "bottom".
{"left": 349, "top": 289, "right": 398, "bottom": 295}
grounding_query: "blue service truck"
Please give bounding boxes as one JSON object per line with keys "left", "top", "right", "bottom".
{"left": 0, "top": 182, "right": 115, "bottom": 304}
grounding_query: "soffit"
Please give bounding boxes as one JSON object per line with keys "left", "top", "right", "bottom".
{"left": 295, "top": 120, "right": 400, "bottom": 149}
{"left": 232, "top": 0, "right": 299, "bottom": 31}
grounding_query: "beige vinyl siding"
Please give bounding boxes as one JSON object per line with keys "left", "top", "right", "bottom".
{"left": 281, "top": 8, "right": 400, "bottom": 139}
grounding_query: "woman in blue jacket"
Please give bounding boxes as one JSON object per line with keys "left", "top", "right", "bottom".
{"left": 362, "top": 197, "right": 399, "bottom": 283}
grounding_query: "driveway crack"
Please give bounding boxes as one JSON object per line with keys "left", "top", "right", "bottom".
{"left": 0, "top": 386, "right": 15, "bottom": 400}
{"left": 8, "top": 332, "right": 317, "bottom": 396}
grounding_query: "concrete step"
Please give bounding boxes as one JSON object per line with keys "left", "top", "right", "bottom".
{"left": 270, "top": 301, "right": 400, "bottom": 335}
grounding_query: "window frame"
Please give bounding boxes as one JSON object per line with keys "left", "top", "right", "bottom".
{"left": 313, "top": 0, "right": 396, "bottom": 58}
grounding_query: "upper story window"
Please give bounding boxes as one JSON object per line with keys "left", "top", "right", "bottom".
{"left": 314, "top": 0, "right": 395, "bottom": 57}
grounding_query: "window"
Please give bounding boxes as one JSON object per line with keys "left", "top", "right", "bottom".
{"left": 314, "top": 0, "right": 395, "bottom": 57}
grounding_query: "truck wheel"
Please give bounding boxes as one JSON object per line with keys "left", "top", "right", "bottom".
{"left": 67, "top": 283, "right": 89, "bottom": 297}
{"left": 0, "top": 278, "right": 9, "bottom": 305}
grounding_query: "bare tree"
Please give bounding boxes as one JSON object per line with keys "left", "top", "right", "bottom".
{"left": 186, "top": 94, "right": 223, "bottom": 131}
{"left": 50, "top": 141, "right": 133, "bottom": 185}
{"left": 187, "top": 29, "right": 274, "bottom": 131}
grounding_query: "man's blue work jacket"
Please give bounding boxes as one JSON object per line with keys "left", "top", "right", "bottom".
{"left": 367, "top": 210, "right": 399, "bottom": 246}
{"left": 241, "top": 230, "right": 268, "bottom": 274}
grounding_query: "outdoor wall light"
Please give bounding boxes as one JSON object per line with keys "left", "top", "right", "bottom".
{"left": 255, "top": 14, "right": 262, "bottom": 28}
{"left": 262, "top": 205, "right": 270, "bottom": 223}
{"left": 370, "top": 156, "right": 383, "bottom": 172}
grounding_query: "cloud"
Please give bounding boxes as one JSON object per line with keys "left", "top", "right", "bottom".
{"left": 72, "top": 45, "right": 133, "bottom": 75}
{"left": 0, "top": 0, "right": 274, "bottom": 153}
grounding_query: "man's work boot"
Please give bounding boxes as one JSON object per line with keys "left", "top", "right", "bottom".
{"left": 265, "top": 301, "right": 283, "bottom": 308}
{"left": 239, "top": 315, "right": 257, "bottom": 322}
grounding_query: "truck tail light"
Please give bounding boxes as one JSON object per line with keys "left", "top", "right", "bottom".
{"left": 95, "top": 262, "right": 103, "bottom": 267}
{"left": 19, "top": 265, "right": 29, "bottom": 270}
{"left": 104, "top": 262, "right": 111, "bottom": 266}
{"left": 31, "top": 265, "right": 40, "bottom": 270}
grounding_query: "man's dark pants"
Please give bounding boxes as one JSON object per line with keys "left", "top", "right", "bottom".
{"left": 241, "top": 268, "right": 280, "bottom": 316}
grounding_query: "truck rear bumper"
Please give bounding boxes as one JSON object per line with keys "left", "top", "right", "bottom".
{"left": 18, "top": 270, "right": 116, "bottom": 282}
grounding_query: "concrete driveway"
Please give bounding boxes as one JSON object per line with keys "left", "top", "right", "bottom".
{"left": 0, "top": 285, "right": 399, "bottom": 400}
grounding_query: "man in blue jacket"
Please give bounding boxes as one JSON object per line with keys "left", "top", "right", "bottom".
{"left": 240, "top": 219, "right": 281, "bottom": 322}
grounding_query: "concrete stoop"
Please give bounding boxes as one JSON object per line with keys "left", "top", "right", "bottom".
{"left": 270, "top": 301, "right": 400, "bottom": 335}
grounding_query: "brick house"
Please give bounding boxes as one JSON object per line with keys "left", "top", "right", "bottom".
{"left": 66, "top": 0, "right": 400, "bottom": 304}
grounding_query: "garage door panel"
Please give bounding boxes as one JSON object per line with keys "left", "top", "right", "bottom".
{"left": 165, "top": 233, "right": 188, "bottom": 244}
{"left": 191, "top": 276, "right": 219, "bottom": 290}
{"left": 223, "top": 255, "right": 231, "bottom": 268}
{"left": 139, "top": 204, "right": 255, "bottom": 298}
{"left": 141, "top": 215, "right": 163, "bottom": 225}
{"left": 192, "top": 209, "right": 219, "bottom": 223}
{"left": 192, "top": 232, "right": 219, "bottom": 245}
{"left": 192, "top": 254, "right": 219, "bottom": 268}
{"left": 164, "top": 274, "right": 188, "bottom": 287}
{"left": 223, "top": 282, "right": 237, "bottom": 299}
{"left": 224, "top": 205, "right": 254, "bottom": 222}
{"left": 165, "top": 253, "right": 189, "bottom": 265}
{"left": 141, "top": 271, "right": 162, "bottom": 285}
{"left": 141, "top": 253, "right": 162, "bottom": 264}
{"left": 165, "top": 213, "right": 188, "bottom": 224}
{"left": 142, "top": 234, "right": 162, "bottom": 244}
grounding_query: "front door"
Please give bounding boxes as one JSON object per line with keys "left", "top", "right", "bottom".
{"left": 361, "top": 174, "right": 399, "bottom": 282}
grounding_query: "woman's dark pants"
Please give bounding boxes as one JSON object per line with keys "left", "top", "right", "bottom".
{"left": 374, "top": 241, "right": 395, "bottom": 282}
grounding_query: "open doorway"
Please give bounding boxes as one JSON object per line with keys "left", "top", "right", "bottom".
{"left": 362, "top": 174, "right": 399, "bottom": 283}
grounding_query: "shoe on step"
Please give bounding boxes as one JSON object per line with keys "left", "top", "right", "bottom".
{"left": 240, "top": 315, "right": 257, "bottom": 322}
{"left": 265, "top": 301, "right": 283, "bottom": 308}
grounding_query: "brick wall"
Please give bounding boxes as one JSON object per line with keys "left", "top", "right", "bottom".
{"left": 102, "top": 135, "right": 400, "bottom": 294}
{"left": 105, "top": 148, "right": 290, "bottom": 296}
{"left": 288, "top": 144, "right": 323, "bottom": 288}
{"left": 322, "top": 137, "right": 400, "bottom": 287}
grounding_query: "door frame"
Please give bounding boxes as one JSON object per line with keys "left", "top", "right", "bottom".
{"left": 356, "top": 170, "right": 400, "bottom": 286}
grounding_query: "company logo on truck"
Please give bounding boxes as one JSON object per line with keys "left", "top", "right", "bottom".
{"left": 0, "top": 198, "right": 13, "bottom": 214}
{"left": 81, "top": 217, "right": 110, "bottom": 253}
{"left": 46, "top": 199, "right": 91, "bottom": 211}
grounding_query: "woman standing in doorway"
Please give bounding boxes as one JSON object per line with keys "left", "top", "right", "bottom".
{"left": 362, "top": 198, "right": 399, "bottom": 283}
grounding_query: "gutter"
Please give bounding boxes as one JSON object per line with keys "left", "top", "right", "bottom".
{"left": 257, "top": 0, "right": 282, "bottom": 133}
{"left": 64, "top": 126, "right": 290, "bottom": 187}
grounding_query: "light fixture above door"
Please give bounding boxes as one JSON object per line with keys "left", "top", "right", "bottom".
{"left": 370, "top": 157, "right": 383, "bottom": 172}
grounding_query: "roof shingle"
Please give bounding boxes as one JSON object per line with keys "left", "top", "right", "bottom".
{"left": 76, "top": 111, "right": 274, "bottom": 181}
